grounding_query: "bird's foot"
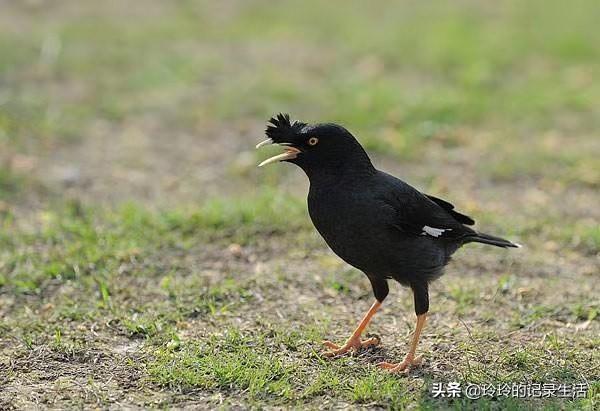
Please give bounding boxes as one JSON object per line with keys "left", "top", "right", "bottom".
{"left": 377, "top": 354, "right": 423, "bottom": 373}
{"left": 322, "top": 335, "right": 380, "bottom": 357}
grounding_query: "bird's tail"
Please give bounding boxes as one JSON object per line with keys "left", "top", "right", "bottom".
{"left": 465, "top": 232, "right": 521, "bottom": 249}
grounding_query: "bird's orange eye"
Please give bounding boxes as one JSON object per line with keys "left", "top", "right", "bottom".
{"left": 308, "top": 137, "right": 319, "bottom": 146}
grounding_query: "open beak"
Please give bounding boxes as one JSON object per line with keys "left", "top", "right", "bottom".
{"left": 256, "top": 138, "right": 301, "bottom": 167}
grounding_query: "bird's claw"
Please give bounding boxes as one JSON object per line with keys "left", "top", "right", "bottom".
{"left": 322, "top": 335, "right": 380, "bottom": 357}
{"left": 377, "top": 354, "right": 423, "bottom": 373}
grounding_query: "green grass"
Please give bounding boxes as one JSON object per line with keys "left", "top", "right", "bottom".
{"left": 0, "top": 190, "right": 306, "bottom": 293}
{"left": 148, "top": 325, "right": 595, "bottom": 409}
{"left": 149, "top": 327, "right": 414, "bottom": 407}
{"left": 2, "top": 190, "right": 598, "bottom": 408}
{"left": 0, "top": 168, "right": 22, "bottom": 200}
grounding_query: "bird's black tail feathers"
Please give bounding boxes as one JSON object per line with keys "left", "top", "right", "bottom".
{"left": 465, "top": 232, "right": 521, "bottom": 249}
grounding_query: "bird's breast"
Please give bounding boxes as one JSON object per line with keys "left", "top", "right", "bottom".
{"left": 307, "top": 188, "right": 391, "bottom": 269}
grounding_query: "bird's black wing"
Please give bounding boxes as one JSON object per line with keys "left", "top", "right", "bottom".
{"left": 425, "top": 194, "right": 475, "bottom": 226}
{"left": 376, "top": 172, "right": 475, "bottom": 240}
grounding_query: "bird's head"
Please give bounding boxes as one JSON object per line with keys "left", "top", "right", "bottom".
{"left": 256, "top": 113, "right": 374, "bottom": 178}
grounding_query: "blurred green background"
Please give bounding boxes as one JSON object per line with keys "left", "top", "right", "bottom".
{"left": 1, "top": 1, "right": 598, "bottom": 408}
{"left": 2, "top": 0, "right": 599, "bottom": 194}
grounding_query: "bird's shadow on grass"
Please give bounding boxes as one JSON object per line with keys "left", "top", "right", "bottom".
{"left": 318, "top": 340, "right": 436, "bottom": 379}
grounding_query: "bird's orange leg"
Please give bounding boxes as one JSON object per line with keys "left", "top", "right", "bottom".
{"left": 323, "top": 300, "right": 382, "bottom": 357}
{"left": 377, "top": 313, "right": 427, "bottom": 372}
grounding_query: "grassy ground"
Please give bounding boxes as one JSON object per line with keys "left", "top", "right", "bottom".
{"left": 1, "top": 1, "right": 599, "bottom": 409}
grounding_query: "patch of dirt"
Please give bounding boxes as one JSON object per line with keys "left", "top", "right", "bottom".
{"left": 18, "top": 116, "right": 264, "bottom": 208}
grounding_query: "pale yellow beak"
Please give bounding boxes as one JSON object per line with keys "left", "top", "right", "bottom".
{"left": 256, "top": 139, "right": 300, "bottom": 167}
{"left": 255, "top": 138, "right": 273, "bottom": 149}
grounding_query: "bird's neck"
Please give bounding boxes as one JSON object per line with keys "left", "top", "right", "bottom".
{"left": 303, "top": 153, "right": 376, "bottom": 188}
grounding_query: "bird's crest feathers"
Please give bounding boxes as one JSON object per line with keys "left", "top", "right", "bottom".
{"left": 265, "top": 113, "right": 306, "bottom": 142}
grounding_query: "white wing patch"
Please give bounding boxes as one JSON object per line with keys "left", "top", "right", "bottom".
{"left": 422, "top": 225, "right": 452, "bottom": 238}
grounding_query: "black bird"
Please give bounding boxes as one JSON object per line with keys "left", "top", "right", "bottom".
{"left": 256, "top": 113, "right": 520, "bottom": 372}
